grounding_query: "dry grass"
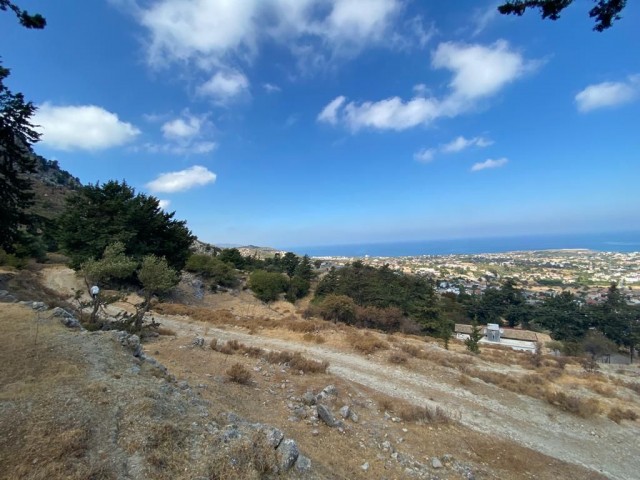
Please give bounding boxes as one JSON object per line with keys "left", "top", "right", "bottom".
{"left": 347, "top": 331, "right": 389, "bottom": 355}
{"left": 607, "top": 407, "right": 639, "bottom": 423}
{"left": 208, "top": 337, "right": 329, "bottom": 374}
{"left": 388, "top": 351, "right": 409, "bottom": 364}
{"left": 545, "top": 391, "right": 602, "bottom": 418}
{"left": 376, "top": 396, "right": 451, "bottom": 424}
{"left": 207, "top": 431, "right": 277, "bottom": 479}
{"left": 156, "top": 326, "right": 177, "bottom": 336}
{"left": 226, "top": 363, "right": 253, "bottom": 384}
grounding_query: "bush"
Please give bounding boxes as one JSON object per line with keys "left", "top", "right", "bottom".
{"left": 185, "top": 254, "right": 239, "bottom": 288}
{"left": 226, "top": 363, "right": 252, "bottom": 384}
{"left": 318, "top": 294, "right": 356, "bottom": 324}
{"left": 289, "top": 353, "right": 329, "bottom": 374}
{"left": 248, "top": 270, "right": 289, "bottom": 303}
{"left": 608, "top": 407, "right": 638, "bottom": 423}
{"left": 545, "top": 391, "right": 602, "bottom": 418}
{"left": 388, "top": 351, "right": 409, "bottom": 364}
{"left": 348, "top": 332, "right": 389, "bottom": 354}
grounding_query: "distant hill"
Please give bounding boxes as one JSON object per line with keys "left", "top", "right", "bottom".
{"left": 28, "top": 156, "right": 81, "bottom": 220}
{"left": 191, "top": 239, "right": 284, "bottom": 259}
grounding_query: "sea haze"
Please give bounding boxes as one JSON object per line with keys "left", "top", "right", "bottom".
{"left": 289, "top": 231, "right": 640, "bottom": 257}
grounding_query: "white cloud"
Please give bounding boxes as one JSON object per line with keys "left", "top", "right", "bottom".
{"left": 135, "top": 0, "right": 413, "bottom": 77}
{"left": 146, "top": 165, "right": 217, "bottom": 193}
{"left": 343, "top": 96, "right": 441, "bottom": 131}
{"left": 432, "top": 40, "right": 530, "bottom": 100}
{"left": 471, "top": 157, "right": 508, "bottom": 172}
{"left": 263, "top": 83, "right": 281, "bottom": 93}
{"left": 413, "top": 148, "right": 436, "bottom": 163}
{"left": 320, "top": 40, "right": 534, "bottom": 131}
{"left": 158, "top": 199, "right": 171, "bottom": 210}
{"left": 162, "top": 114, "right": 202, "bottom": 139}
{"left": 414, "top": 135, "right": 492, "bottom": 164}
{"left": 34, "top": 103, "right": 140, "bottom": 151}
{"left": 140, "top": 141, "right": 217, "bottom": 155}
{"left": 317, "top": 96, "right": 347, "bottom": 125}
{"left": 575, "top": 75, "right": 640, "bottom": 112}
{"left": 471, "top": 4, "right": 499, "bottom": 36}
{"left": 198, "top": 70, "right": 250, "bottom": 102}
{"left": 441, "top": 135, "right": 493, "bottom": 153}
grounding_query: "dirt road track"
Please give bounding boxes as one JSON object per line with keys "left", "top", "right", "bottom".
{"left": 160, "top": 316, "right": 638, "bottom": 480}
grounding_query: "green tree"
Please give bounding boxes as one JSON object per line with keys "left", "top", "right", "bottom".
{"left": 533, "top": 291, "right": 588, "bottom": 341}
{"left": 218, "top": 248, "right": 246, "bottom": 270}
{"left": 136, "top": 255, "right": 179, "bottom": 329}
{"left": 0, "top": 64, "right": 39, "bottom": 252}
{"left": 248, "top": 270, "right": 288, "bottom": 303}
{"left": 318, "top": 294, "right": 357, "bottom": 324}
{"left": 465, "top": 320, "right": 482, "bottom": 354}
{"left": 185, "top": 254, "right": 239, "bottom": 289}
{"left": 498, "top": 0, "right": 627, "bottom": 31}
{"left": 1, "top": 1, "right": 46, "bottom": 28}
{"left": 57, "top": 181, "right": 194, "bottom": 270}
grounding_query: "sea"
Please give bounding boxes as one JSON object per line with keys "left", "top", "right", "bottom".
{"left": 289, "top": 231, "right": 640, "bottom": 258}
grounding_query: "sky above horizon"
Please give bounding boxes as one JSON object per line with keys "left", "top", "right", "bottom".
{"left": 3, "top": 0, "right": 639, "bottom": 249}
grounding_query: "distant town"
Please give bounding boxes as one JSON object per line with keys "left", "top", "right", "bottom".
{"left": 312, "top": 250, "right": 640, "bottom": 306}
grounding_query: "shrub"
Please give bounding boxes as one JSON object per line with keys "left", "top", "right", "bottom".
{"left": 289, "top": 353, "right": 329, "bottom": 374}
{"left": 185, "top": 254, "right": 239, "bottom": 288}
{"left": 545, "top": 391, "right": 602, "bottom": 418}
{"left": 608, "top": 407, "right": 638, "bottom": 423}
{"left": 318, "top": 294, "right": 357, "bottom": 324}
{"left": 348, "top": 332, "right": 389, "bottom": 354}
{"left": 388, "top": 351, "right": 409, "bottom": 364}
{"left": 156, "top": 327, "right": 176, "bottom": 336}
{"left": 248, "top": 270, "right": 289, "bottom": 303}
{"left": 226, "top": 363, "right": 252, "bottom": 384}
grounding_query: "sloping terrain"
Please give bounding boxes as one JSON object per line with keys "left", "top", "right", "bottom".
{"left": 3, "top": 264, "right": 639, "bottom": 479}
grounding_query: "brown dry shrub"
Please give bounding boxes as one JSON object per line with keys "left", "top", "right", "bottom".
{"left": 589, "top": 382, "right": 616, "bottom": 398}
{"left": 388, "top": 351, "right": 409, "bottom": 364}
{"left": 396, "top": 403, "right": 451, "bottom": 424}
{"left": 239, "top": 345, "right": 264, "bottom": 358}
{"left": 264, "top": 350, "right": 294, "bottom": 364}
{"left": 289, "top": 353, "right": 329, "bottom": 374}
{"left": 208, "top": 431, "right": 277, "bottom": 479}
{"left": 209, "top": 338, "right": 218, "bottom": 350}
{"left": 545, "top": 391, "right": 602, "bottom": 418}
{"left": 607, "top": 407, "right": 638, "bottom": 423}
{"left": 470, "top": 369, "right": 548, "bottom": 398}
{"left": 348, "top": 332, "right": 389, "bottom": 355}
{"left": 227, "top": 339, "right": 241, "bottom": 351}
{"left": 459, "top": 374, "right": 472, "bottom": 386}
{"left": 400, "top": 343, "right": 421, "bottom": 357}
{"left": 226, "top": 363, "right": 252, "bottom": 384}
{"left": 156, "top": 327, "right": 176, "bottom": 336}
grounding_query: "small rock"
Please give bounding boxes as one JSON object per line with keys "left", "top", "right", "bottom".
{"left": 0, "top": 290, "right": 17, "bottom": 303}
{"left": 263, "top": 427, "right": 284, "bottom": 448}
{"left": 349, "top": 410, "right": 359, "bottom": 423}
{"left": 340, "top": 405, "right": 351, "bottom": 419}
{"left": 361, "top": 462, "right": 370, "bottom": 471}
{"left": 311, "top": 429, "right": 319, "bottom": 436}
{"left": 431, "top": 457, "right": 443, "bottom": 469}
{"left": 192, "top": 337, "right": 205, "bottom": 347}
{"left": 302, "top": 391, "right": 316, "bottom": 406}
{"left": 295, "top": 454, "right": 312, "bottom": 472}
{"left": 317, "top": 404, "right": 338, "bottom": 427}
{"left": 276, "top": 438, "right": 299, "bottom": 471}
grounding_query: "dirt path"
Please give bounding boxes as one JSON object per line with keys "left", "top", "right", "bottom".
{"left": 159, "top": 316, "right": 638, "bottom": 480}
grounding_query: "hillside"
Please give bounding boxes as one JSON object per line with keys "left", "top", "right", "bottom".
{"left": 2, "top": 264, "right": 639, "bottom": 479}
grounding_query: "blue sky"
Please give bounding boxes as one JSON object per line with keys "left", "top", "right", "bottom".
{"left": 2, "top": 0, "right": 639, "bottom": 249}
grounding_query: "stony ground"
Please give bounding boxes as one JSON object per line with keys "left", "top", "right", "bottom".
{"left": 2, "top": 264, "right": 639, "bottom": 479}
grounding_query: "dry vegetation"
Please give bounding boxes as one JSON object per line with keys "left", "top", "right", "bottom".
{"left": 210, "top": 338, "right": 329, "bottom": 374}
